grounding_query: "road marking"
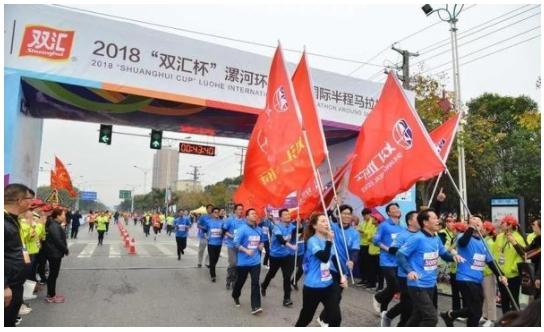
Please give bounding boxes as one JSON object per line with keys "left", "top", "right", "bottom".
{"left": 109, "top": 244, "right": 121, "bottom": 258}
{"left": 78, "top": 243, "right": 97, "bottom": 258}
{"left": 156, "top": 244, "right": 175, "bottom": 256}
{"left": 137, "top": 245, "right": 150, "bottom": 257}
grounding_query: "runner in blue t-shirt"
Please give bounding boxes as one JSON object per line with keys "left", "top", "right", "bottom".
{"left": 174, "top": 210, "right": 192, "bottom": 260}
{"left": 261, "top": 208, "right": 297, "bottom": 307}
{"left": 440, "top": 215, "right": 507, "bottom": 327}
{"left": 396, "top": 209, "right": 465, "bottom": 327}
{"left": 231, "top": 208, "right": 265, "bottom": 315}
{"left": 196, "top": 204, "right": 213, "bottom": 268}
{"left": 223, "top": 203, "right": 246, "bottom": 290}
{"left": 295, "top": 213, "right": 347, "bottom": 327}
{"left": 204, "top": 207, "right": 224, "bottom": 282}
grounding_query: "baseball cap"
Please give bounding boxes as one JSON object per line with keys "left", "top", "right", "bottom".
{"left": 501, "top": 215, "right": 519, "bottom": 227}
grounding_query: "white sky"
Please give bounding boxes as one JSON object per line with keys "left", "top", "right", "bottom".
{"left": 33, "top": 3, "right": 541, "bottom": 208}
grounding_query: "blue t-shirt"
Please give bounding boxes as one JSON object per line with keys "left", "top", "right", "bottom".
{"left": 392, "top": 229, "right": 419, "bottom": 278}
{"left": 303, "top": 235, "right": 334, "bottom": 288}
{"left": 174, "top": 217, "right": 191, "bottom": 238}
{"left": 205, "top": 218, "right": 224, "bottom": 246}
{"left": 330, "top": 223, "right": 360, "bottom": 275}
{"left": 198, "top": 215, "right": 209, "bottom": 239}
{"left": 222, "top": 216, "right": 246, "bottom": 248}
{"left": 259, "top": 219, "right": 272, "bottom": 242}
{"left": 455, "top": 233, "right": 493, "bottom": 283}
{"left": 234, "top": 223, "right": 264, "bottom": 267}
{"left": 374, "top": 218, "right": 404, "bottom": 267}
{"left": 270, "top": 222, "right": 296, "bottom": 257}
{"left": 398, "top": 231, "right": 449, "bottom": 288}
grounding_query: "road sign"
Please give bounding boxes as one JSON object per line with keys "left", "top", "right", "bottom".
{"left": 179, "top": 142, "right": 216, "bottom": 156}
{"left": 119, "top": 190, "right": 132, "bottom": 200}
{"left": 80, "top": 191, "right": 97, "bottom": 201}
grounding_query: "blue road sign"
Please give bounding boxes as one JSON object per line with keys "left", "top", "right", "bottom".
{"left": 80, "top": 191, "right": 97, "bottom": 201}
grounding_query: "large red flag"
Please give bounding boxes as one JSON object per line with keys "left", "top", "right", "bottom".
{"left": 292, "top": 51, "right": 326, "bottom": 166}
{"left": 429, "top": 112, "right": 461, "bottom": 161}
{"left": 233, "top": 182, "right": 266, "bottom": 218}
{"left": 348, "top": 72, "right": 445, "bottom": 208}
{"left": 54, "top": 157, "right": 76, "bottom": 197}
{"left": 50, "top": 170, "right": 60, "bottom": 190}
{"left": 240, "top": 45, "right": 314, "bottom": 207}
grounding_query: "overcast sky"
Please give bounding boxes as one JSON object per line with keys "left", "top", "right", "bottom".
{"left": 34, "top": 3, "right": 541, "bottom": 208}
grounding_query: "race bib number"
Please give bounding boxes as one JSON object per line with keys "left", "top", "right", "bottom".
{"left": 471, "top": 253, "right": 486, "bottom": 271}
{"left": 210, "top": 228, "right": 222, "bottom": 238}
{"left": 262, "top": 226, "right": 269, "bottom": 234}
{"left": 247, "top": 235, "right": 260, "bottom": 249}
{"left": 391, "top": 233, "right": 399, "bottom": 241}
{"left": 320, "top": 262, "right": 332, "bottom": 282}
{"left": 423, "top": 251, "right": 439, "bottom": 271}
{"left": 499, "top": 254, "right": 505, "bottom": 265}
{"left": 177, "top": 224, "right": 186, "bottom": 232}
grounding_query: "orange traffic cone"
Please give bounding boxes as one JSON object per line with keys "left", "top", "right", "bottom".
{"left": 129, "top": 238, "right": 136, "bottom": 255}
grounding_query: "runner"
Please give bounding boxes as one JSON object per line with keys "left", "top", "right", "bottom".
{"left": 197, "top": 204, "right": 213, "bottom": 268}
{"left": 438, "top": 216, "right": 463, "bottom": 313}
{"left": 261, "top": 208, "right": 297, "bottom": 307}
{"left": 204, "top": 207, "right": 225, "bottom": 282}
{"left": 440, "top": 215, "right": 508, "bottom": 327}
{"left": 96, "top": 211, "right": 108, "bottom": 246}
{"left": 152, "top": 213, "right": 161, "bottom": 241}
{"left": 113, "top": 211, "right": 120, "bottom": 224}
{"left": 223, "top": 203, "right": 246, "bottom": 290}
{"left": 372, "top": 203, "right": 403, "bottom": 314}
{"left": 143, "top": 213, "right": 151, "bottom": 237}
{"left": 104, "top": 211, "right": 111, "bottom": 233}
{"left": 166, "top": 213, "right": 175, "bottom": 236}
{"left": 294, "top": 213, "right": 347, "bottom": 327}
{"left": 319, "top": 204, "right": 360, "bottom": 326}
{"left": 380, "top": 211, "right": 419, "bottom": 327}
{"left": 133, "top": 212, "right": 138, "bottom": 226}
{"left": 232, "top": 208, "right": 265, "bottom": 315}
{"left": 87, "top": 210, "right": 96, "bottom": 232}
{"left": 174, "top": 210, "right": 191, "bottom": 260}
{"left": 260, "top": 212, "right": 273, "bottom": 268}
{"left": 396, "top": 209, "right": 464, "bottom": 326}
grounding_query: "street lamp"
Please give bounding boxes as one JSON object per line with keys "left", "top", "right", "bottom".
{"left": 422, "top": 4, "right": 468, "bottom": 220}
{"left": 133, "top": 165, "right": 150, "bottom": 194}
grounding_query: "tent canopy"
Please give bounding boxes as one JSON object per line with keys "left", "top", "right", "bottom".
{"left": 190, "top": 206, "right": 207, "bottom": 214}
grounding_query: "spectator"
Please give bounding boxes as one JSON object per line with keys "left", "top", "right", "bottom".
{"left": 70, "top": 210, "right": 82, "bottom": 239}
{"left": 43, "top": 208, "right": 69, "bottom": 303}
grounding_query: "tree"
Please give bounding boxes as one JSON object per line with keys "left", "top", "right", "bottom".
{"left": 37, "top": 186, "right": 109, "bottom": 212}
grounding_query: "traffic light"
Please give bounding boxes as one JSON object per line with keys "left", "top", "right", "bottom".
{"left": 99, "top": 124, "right": 112, "bottom": 145}
{"left": 150, "top": 129, "right": 162, "bottom": 149}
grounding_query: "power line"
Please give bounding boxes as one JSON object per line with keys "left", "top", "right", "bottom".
{"left": 417, "top": 4, "right": 538, "bottom": 54}
{"left": 421, "top": 26, "right": 540, "bottom": 74}
{"left": 51, "top": 4, "right": 383, "bottom": 67}
{"left": 413, "top": 11, "right": 541, "bottom": 68}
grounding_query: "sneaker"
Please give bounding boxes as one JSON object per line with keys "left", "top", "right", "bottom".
{"left": 197, "top": 264, "right": 202, "bottom": 268}
{"left": 23, "top": 294, "right": 37, "bottom": 301}
{"left": 251, "top": 307, "right": 263, "bottom": 315}
{"left": 440, "top": 311, "right": 454, "bottom": 327}
{"left": 455, "top": 317, "right": 467, "bottom": 322}
{"left": 211, "top": 277, "right": 216, "bottom": 283}
{"left": 283, "top": 299, "right": 293, "bottom": 307}
{"left": 260, "top": 284, "right": 266, "bottom": 297}
{"left": 380, "top": 311, "right": 392, "bottom": 327}
{"left": 482, "top": 320, "right": 494, "bottom": 327}
{"left": 372, "top": 295, "right": 381, "bottom": 314}
{"left": 53, "top": 295, "right": 65, "bottom": 303}
{"left": 316, "top": 316, "right": 329, "bottom": 327}
{"left": 44, "top": 296, "right": 55, "bottom": 303}
{"left": 233, "top": 297, "right": 240, "bottom": 308}
{"left": 18, "top": 304, "right": 32, "bottom": 315}
{"left": 15, "top": 316, "right": 22, "bottom": 326}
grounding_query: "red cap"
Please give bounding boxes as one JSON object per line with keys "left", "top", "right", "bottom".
{"left": 453, "top": 222, "right": 468, "bottom": 232}
{"left": 501, "top": 215, "right": 518, "bottom": 227}
{"left": 483, "top": 221, "right": 495, "bottom": 233}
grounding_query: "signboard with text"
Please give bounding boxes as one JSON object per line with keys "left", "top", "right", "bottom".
{"left": 79, "top": 191, "right": 97, "bottom": 201}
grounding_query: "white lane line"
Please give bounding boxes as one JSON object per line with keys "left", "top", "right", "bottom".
{"left": 137, "top": 245, "right": 150, "bottom": 257}
{"left": 156, "top": 244, "right": 175, "bottom": 256}
{"left": 77, "top": 243, "right": 97, "bottom": 258}
{"left": 109, "top": 244, "right": 121, "bottom": 258}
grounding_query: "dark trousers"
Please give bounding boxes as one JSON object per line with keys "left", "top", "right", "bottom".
{"left": 450, "top": 273, "right": 466, "bottom": 311}
{"left": 166, "top": 225, "right": 173, "bottom": 236}
{"left": 144, "top": 226, "right": 150, "bottom": 236}
{"left": 386, "top": 276, "right": 411, "bottom": 326}
{"left": 97, "top": 230, "right": 105, "bottom": 245}
{"left": 26, "top": 254, "right": 38, "bottom": 282}
{"left": 105, "top": 222, "right": 109, "bottom": 232}
{"left": 4, "top": 283, "right": 23, "bottom": 327}
{"left": 88, "top": 223, "right": 94, "bottom": 232}
{"left": 375, "top": 266, "right": 399, "bottom": 312}
{"left": 359, "top": 245, "right": 369, "bottom": 282}
{"left": 293, "top": 254, "right": 304, "bottom": 284}
{"left": 498, "top": 276, "right": 521, "bottom": 314}
{"left": 262, "top": 241, "right": 270, "bottom": 266}
{"left": 406, "top": 286, "right": 438, "bottom": 327}
{"left": 366, "top": 254, "right": 380, "bottom": 287}
{"left": 46, "top": 257, "right": 62, "bottom": 297}
{"left": 319, "top": 271, "right": 343, "bottom": 323}
{"left": 176, "top": 237, "right": 187, "bottom": 257}
{"left": 295, "top": 284, "right": 341, "bottom": 327}
{"left": 232, "top": 265, "right": 261, "bottom": 310}
{"left": 70, "top": 226, "right": 79, "bottom": 239}
{"left": 36, "top": 248, "right": 47, "bottom": 282}
{"left": 262, "top": 255, "right": 295, "bottom": 300}
{"left": 451, "top": 281, "right": 484, "bottom": 327}
{"left": 207, "top": 244, "right": 222, "bottom": 278}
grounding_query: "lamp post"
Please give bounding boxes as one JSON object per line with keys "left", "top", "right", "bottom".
{"left": 133, "top": 165, "right": 150, "bottom": 194}
{"left": 422, "top": 4, "right": 468, "bottom": 220}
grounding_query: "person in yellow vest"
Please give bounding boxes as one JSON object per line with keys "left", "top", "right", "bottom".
{"left": 159, "top": 213, "right": 166, "bottom": 234}
{"left": 34, "top": 203, "right": 53, "bottom": 285}
{"left": 493, "top": 215, "right": 526, "bottom": 314}
{"left": 481, "top": 221, "right": 498, "bottom": 326}
{"left": 166, "top": 213, "right": 175, "bottom": 236}
{"left": 364, "top": 214, "right": 381, "bottom": 290}
{"left": 438, "top": 216, "right": 463, "bottom": 312}
{"left": 143, "top": 213, "right": 151, "bottom": 237}
{"left": 20, "top": 211, "right": 42, "bottom": 282}
{"left": 96, "top": 211, "right": 108, "bottom": 246}
{"left": 356, "top": 208, "right": 372, "bottom": 287}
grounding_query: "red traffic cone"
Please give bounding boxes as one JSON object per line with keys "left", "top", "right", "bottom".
{"left": 129, "top": 238, "right": 136, "bottom": 255}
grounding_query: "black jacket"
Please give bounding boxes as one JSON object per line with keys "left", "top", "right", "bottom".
{"left": 44, "top": 220, "right": 69, "bottom": 258}
{"left": 4, "top": 211, "right": 26, "bottom": 288}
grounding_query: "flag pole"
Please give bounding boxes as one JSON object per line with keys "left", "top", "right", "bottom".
{"left": 281, "top": 44, "right": 345, "bottom": 283}
{"left": 293, "top": 205, "right": 301, "bottom": 285}
{"left": 427, "top": 172, "right": 443, "bottom": 205}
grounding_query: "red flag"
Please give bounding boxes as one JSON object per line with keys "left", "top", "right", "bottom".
{"left": 54, "top": 157, "right": 76, "bottom": 197}
{"left": 292, "top": 51, "right": 326, "bottom": 166}
{"left": 241, "top": 45, "right": 314, "bottom": 206}
{"left": 348, "top": 72, "right": 445, "bottom": 208}
{"left": 429, "top": 112, "right": 461, "bottom": 161}
{"left": 50, "top": 170, "right": 60, "bottom": 190}
{"left": 233, "top": 182, "right": 266, "bottom": 218}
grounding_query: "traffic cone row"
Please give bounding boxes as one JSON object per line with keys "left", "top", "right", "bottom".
{"left": 117, "top": 221, "right": 136, "bottom": 255}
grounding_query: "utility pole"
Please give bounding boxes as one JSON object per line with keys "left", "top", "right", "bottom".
{"left": 234, "top": 147, "right": 246, "bottom": 177}
{"left": 392, "top": 44, "right": 419, "bottom": 89}
{"left": 186, "top": 165, "right": 203, "bottom": 192}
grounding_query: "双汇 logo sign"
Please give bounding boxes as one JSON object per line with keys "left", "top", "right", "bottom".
{"left": 19, "top": 25, "right": 75, "bottom": 60}
{"left": 392, "top": 119, "right": 413, "bottom": 150}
